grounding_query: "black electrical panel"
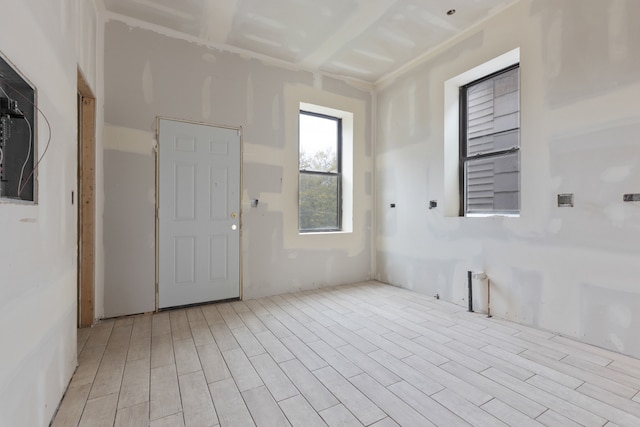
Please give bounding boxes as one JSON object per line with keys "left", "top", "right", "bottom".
{"left": 0, "top": 52, "right": 35, "bottom": 201}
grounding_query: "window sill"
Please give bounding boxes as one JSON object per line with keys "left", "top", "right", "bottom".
{"left": 299, "top": 230, "right": 352, "bottom": 235}
{"left": 464, "top": 213, "right": 520, "bottom": 218}
{"left": 0, "top": 198, "right": 37, "bottom": 205}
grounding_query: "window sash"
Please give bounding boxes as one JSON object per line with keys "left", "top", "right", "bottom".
{"left": 299, "top": 110, "right": 341, "bottom": 173}
{"left": 463, "top": 151, "right": 520, "bottom": 214}
{"left": 298, "top": 170, "right": 342, "bottom": 232}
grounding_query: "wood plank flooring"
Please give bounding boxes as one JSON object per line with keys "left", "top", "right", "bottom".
{"left": 52, "top": 281, "right": 640, "bottom": 426}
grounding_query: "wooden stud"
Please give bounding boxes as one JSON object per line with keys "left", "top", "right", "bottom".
{"left": 78, "top": 68, "right": 95, "bottom": 328}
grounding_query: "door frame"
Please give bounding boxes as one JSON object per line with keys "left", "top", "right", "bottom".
{"left": 154, "top": 117, "right": 243, "bottom": 311}
{"left": 77, "top": 68, "right": 95, "bottom": 327}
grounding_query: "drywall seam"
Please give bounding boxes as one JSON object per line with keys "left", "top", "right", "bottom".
{"left": 298, "top": 0, "right": 397, "bottom": 69}
{"left": 371, "top": 88, "right": 378, "bottom": 279}
{"left": 102, "top": 11, "right": 375, "bottom": 92}
{"left": 375, "top": 0, "right": 523, "bottom": 89}
{"left": 103, "top": 124, "right": 154, "bottom": 154}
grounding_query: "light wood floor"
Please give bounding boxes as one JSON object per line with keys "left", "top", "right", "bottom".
{"left": 51, "top": 281, "right": 640, "bottom": 427}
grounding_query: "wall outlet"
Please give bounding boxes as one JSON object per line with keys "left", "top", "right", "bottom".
{"left": 557, "top": 193, "right": 574, "bottom": 207}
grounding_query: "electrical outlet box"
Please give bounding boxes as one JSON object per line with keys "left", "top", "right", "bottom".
{"left": 557, "top": 193, "right": 574, "bottom": 207}
{"left": 0, "top": 52, "right": 36, "bottom": 202}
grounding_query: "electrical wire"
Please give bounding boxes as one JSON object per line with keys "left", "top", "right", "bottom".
{"left": 17, "top": 113, "right": 32, "bottom": 194}
{"left": 0, "top": 81, "right": 52, "bottom": 198}
{"left": 18, "top": 104, "right": 50, "bottom": 198}
{"left": 0, "top": 88, "right": 33, "bottom": 193}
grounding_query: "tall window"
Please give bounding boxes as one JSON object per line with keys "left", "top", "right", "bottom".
{"left": 460, "top": 65, "right": 520, "bottom": 215}
{"left": 299, "top": 110, "right": 342, "bottom": 232}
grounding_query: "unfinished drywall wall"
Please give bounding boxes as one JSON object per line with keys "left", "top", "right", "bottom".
{"left": 376, "top": 0, "right": 640, "bottom": 358}
{"left": 0, "top": 0, "right": 101, "bottom": 425}
{"left": 102, "top": 19, "right": 373, "bottom": 315}
{"left": 103, "top": 125, "right": 156, "bottom": 317}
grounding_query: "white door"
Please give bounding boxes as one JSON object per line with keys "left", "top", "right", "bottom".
{"left": 158, "top": 119, "right": 241, "bottom": 309}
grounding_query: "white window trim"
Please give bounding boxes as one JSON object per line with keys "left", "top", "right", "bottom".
{"left": 443, "top": 47, "right": 520, "bottom": 217}
{"left": 282, "top": 84, "right": 366, "bottom": 251}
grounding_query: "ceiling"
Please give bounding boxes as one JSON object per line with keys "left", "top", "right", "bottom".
{"left": 102, "top": 0, "right": 518, "bottom": 84}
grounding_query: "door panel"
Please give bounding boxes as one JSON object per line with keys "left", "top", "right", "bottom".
{"left": 209, "top": 236, "right": 228, "bottom": 280}
{"left": 158, "top": 119, "right": 240, "bottom": 309}
{"left": 175, "top": 163, "right": 196, "bottom": 220}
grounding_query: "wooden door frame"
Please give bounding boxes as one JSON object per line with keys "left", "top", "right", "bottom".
{"left": 78, "top": 68, "right": 95, "bottom": 327}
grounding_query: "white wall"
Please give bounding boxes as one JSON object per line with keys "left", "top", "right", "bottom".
{"left": 376, "top": 0, "right": 640, "bottom": 358}
{"left": 0, "top": 1, "right": 101, "bottom": 425}
{"left": 102, "top": 20, "right": 374, "bottom": 316}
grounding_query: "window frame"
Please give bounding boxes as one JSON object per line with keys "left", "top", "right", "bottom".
{"left": 298, "top": 109, "right": 343, "bottom": 233}
{"left": 459, "top": 63, "right": 520, "bottom": 216}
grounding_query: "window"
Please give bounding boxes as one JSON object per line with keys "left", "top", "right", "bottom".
{"left": 299, "top": 110, "right": 342, "bottom": 232}
{"left": 460, "top": 65, "right": 520, "bottom": 215}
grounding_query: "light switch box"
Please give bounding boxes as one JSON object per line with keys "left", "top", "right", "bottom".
{"left": 557, "top": 193, "right": 574, "bottom": 207}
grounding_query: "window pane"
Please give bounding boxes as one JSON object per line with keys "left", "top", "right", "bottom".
{"left": 299, "top": 172, "right": 339, "bottom": 230}
{"left": 465, "top": 152, "right": 520, "bottom": 214}
{"left": 466, "top": 67, "right": 520, "bottom": 153}
{"left": 299, "top": 113, "right": 338, "bottom": 172}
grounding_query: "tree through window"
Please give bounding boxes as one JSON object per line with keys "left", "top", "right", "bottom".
{"left": 299, "top": 111, "right": 342, "bottom": 232}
